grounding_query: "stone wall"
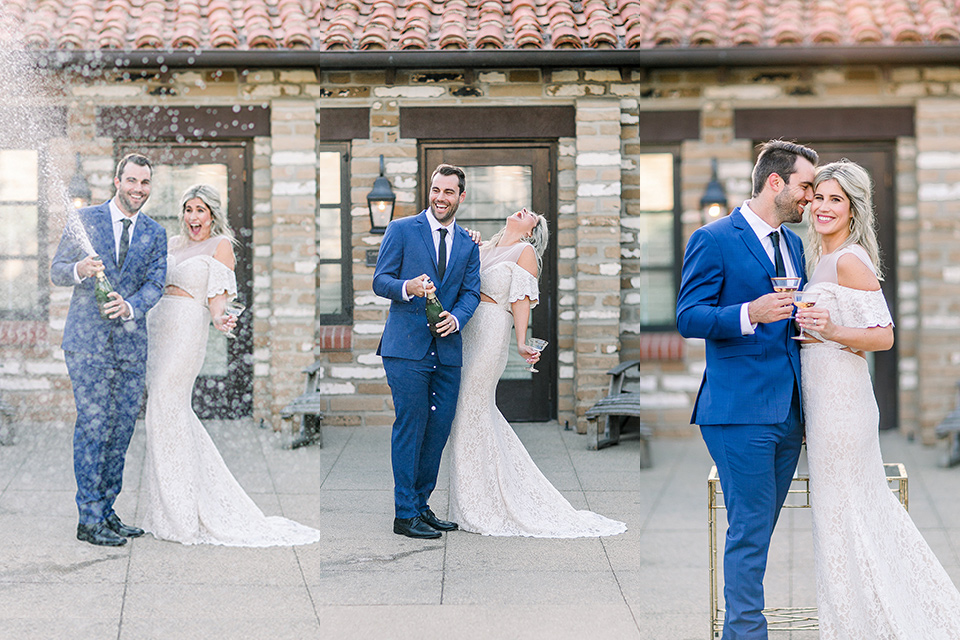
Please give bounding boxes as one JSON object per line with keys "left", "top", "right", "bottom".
{"left": 5, "top": 61, "right": 960, "bottom": 443}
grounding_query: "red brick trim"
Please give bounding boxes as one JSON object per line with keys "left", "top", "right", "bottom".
{"left": 0, "top": 321, "right": 47, "bottom": 345}
{"left": 316, "top": 325, "right": 352, "bottom": 351}
{"left": 635, "top": 332, "right": 685, "bottom": 361}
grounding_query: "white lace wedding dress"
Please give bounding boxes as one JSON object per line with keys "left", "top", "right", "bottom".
{"left": 448, "top": 242, "right": 626, "bottom": 538}
{"left": 802, "top": 245, "right": 960, "bottom": 638}
{"left": 141, "top": 236, "right": 322, "bottom": 546}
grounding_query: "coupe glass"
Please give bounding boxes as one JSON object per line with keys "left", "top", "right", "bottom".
{"left": 525, "top": 338, "right": 548, "bottom": 373}
{"left": 771, "top": 276, "right": 801, "bottom": 293}
{"left": 223, "top": 300, "right": 246, "bottom": 339}
{"left": 791, "top": 290, "right": 820, "bottom": 340}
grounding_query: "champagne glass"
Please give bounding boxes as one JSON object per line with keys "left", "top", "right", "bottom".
{"left": 791, "top": 290, "right": 820, "bottom": 340}
{"left": 525, "top": 338, "right": 548, "bottom": 373}
{"left": 223, "top": 300, "right": 246, "bottom": 339}
{"left": 771, "top": 276, "right": 801, "bottom": 293}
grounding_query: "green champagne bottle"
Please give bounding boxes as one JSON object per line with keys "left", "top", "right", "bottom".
{"left": 425, "top": 291, "right": 444, "bottom": 337}
{"left": 93, "top": 262, "right": 115, "bottom": 319}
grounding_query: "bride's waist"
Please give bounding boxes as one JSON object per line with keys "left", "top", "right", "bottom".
{"left": 800, "top": 337, "right": 864, "bottom": 359}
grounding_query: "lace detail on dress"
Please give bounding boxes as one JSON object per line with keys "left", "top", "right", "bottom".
{"left": 205, "top": 256, "right": 237, "bottom": 301}
{"left": 141, "top": 246, "right": 321, "bottom": 547}
{"left": 448, "top": 253, "right": 625, "bottom": 538}
{"left": 802, "top": 268, "right": 960, "bottom": 637}
{"left": 506, "top": 265, "right": 539, "bottom": 309}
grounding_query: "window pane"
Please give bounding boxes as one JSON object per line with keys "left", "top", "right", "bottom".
{"left": 0, "top": 150, "right": 38, "bottom": 201}
{"left": 460, "top": 165, "right": 532, "bottom": 225}
{"left": 317, "top": 152, "right": 341, "bottom": 205}
{"left": 149, "top": 164, "right": 229, "bottom": 237}
{"left": 623, "top": 271, "right": 675, "bottom": 326}
{"left": 316, "top": 207, "right": 341, "bottom": 257}
{"left": 636, "top": 154, "right": 673, "bottom": 212}
{"left": 623, "top": 212, "right": 672, "bottom": 267}
{"left": 0, "top": 259, "right": 39, "bottom": 311}
{"left": 0, "top": 204, "right": 38, "bottom": 254}
{"left": 316, "top": 263, "right": 342, "bottom": 315}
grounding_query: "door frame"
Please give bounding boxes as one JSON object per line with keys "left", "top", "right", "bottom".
{"left": 420, "top": 143, "right": 558, "bottom": 422}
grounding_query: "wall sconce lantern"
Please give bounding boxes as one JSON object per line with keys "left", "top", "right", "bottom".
{"left": 367, "top": 155, "right": 395, "bottom": 234}
{"left": 700, "top": 158, "right": 728, "bottom": 224}
{"left": 68, "top": 152, "right": 92, "bottom": 210}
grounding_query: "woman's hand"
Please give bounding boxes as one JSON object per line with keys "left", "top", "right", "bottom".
{"left": 213, "top": 312, "right": 238, "bottom": 334}
{"left": 796, "top": 306, "right": 834, "bottom": 339}
{"left": 518, "top": 343, "right": 541, "bottom": 366}
{"left": 464, "top": 228, "right": 482, "bottom": 246}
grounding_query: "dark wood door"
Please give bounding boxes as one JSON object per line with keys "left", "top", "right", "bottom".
{"left": 119, "top": 142, "right": 253, "bottom": 418}
{"left": 789, "top": 143, "right": 898, "bottom": 430}
{"left": 422, "top": 144, "right": 556, "bottom": 422}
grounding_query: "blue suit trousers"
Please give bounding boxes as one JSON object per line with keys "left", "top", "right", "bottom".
{"left": 701, "top": 390, "right": 803, "bottom": 640}
{"left": 382, "top": 344, "right": 460, "bottom": 520}
{"left": 65, "top": 344, "right": 145, "bottom": 526}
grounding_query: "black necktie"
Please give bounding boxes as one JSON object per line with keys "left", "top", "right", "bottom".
{"left": 118, "top": 218, "right": 132, "bottom": 269}
{"left": 437, "top": 228, "right": 447, "bottom": 281}
{"left": 769, "top": 230, "right": 785, "bottom": 278}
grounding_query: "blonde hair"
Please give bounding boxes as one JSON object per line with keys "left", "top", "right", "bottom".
{"left": 487, "top": 212, "right": 549, "bottom": 277}
{"left": 807, "top": 160, "right": 883, "bottom": 279}
{"left": 178, "top": 184, "right": 236, "bottom": 244}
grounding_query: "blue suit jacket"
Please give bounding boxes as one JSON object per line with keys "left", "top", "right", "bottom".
{"left": 676, "top": 208, "right": 805, "bottom": 426}
{"left": 50, "top": 202, "right": 167, "bottom": 363}
{"left": 373, "top": 210, "right": 481, "bottom": 367}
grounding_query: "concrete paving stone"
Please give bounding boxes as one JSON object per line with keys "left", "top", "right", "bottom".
{"left": 305, "top": 569, "right": 443, "bottom": 605}
{"left": 0, "top": 582, "right": 125, "bottom": 618}
{"left": 309, "top": 467, "right": 395, "bottom": 492}
{"left": 579, "top": 469, "right": 678, "bottom": 492}
{"left": 276, "top": 489, "right": 395, "bottom": 518}
{"left": 4, "top": 618, "right": 121, "bottom": 640}
{"left": 580, "top": 490, "right": 657, "bottom": 521}
{"left": 295, "top": 537, "right": 446, "bottom": 572}
{"left": 445, "top": 532, "right": 611, "bottom": 572}
{"left": 602, "top": 529, "right": 708, "bottom": 568}
{"left": 121, "top": 583, "right": 317, "bottom": 619}
{"left": 0, "top": 540, "right": 129, "bottom": 584}
{"left": 127, "top": 538, "right": 305, "bottom": 585}
{"left": 119, "top": 617, "right": 322, "bottom": 640}
{"left": 442, "top": 570, "right": 623, "bottom": 605}
{"left": 616, "top": 566, "right": 710, "bottom": 614}
{"left": 0, "top": 514, "right": 87, "bottom": 545}
{"left": 631, "top": 611, "right": 714, "bottom": 640}
{"left": 531, "top": 469, "right": 586, "bottom": 492}
{"left": 0, "top": 489, "right": 77, "bottom": 518}
{"left": 311, "top": 604, "right": 643, "bottom": 640}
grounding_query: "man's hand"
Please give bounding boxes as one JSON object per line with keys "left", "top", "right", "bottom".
{"left": 747, "top": 292, "right": 795, "bottom": 324}
{"left": 404, "top": 274, "right": 434, "bottom": 298}
{"left": 77, "top": 255, "right": 104, "bottom": 280}
{"left": 435, "top": 310, "right": 457, "bottom": 337}
{"left": 102, "top": 291, "right": 130, "bottom": 320}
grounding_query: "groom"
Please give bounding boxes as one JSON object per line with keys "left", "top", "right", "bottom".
{"left": 51, "top": 153, "right": 167, "bottom": 546}
{"left": 373, "top": 163, "right": 481, "bottom": 539}
{"left": 677, "top": 140, "right": 817, "bottom": 639}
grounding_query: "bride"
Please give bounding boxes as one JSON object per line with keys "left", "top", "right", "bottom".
{"left": 449, "top": 208, "right": 626, "bottom": 538}
{"left": 795, "top": 161, "right": 960, "bottom": 638}
{"left": 140, "top": 184, "right": 321, "bottom": 547}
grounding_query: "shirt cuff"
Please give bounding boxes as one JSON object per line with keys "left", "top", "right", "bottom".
{"left": 740, "top": 302, "right": 757, "bottom": 335}
{"left": 123, "top": 302, "right": 135, "bottom": 320}
{"left": 401, "top": 280, "right": 412, "bottom": 302}
{"left": 452, "top": 315, "right": 460, "bottom": 333}
{"left": 73, "top": 263, "right": 84, "bottom": 285}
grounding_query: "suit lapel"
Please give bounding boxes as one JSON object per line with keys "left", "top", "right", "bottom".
{"left": 442, "top": 224, "right": 469, "bottom": 285}
{"left": 416, "top": 211, "right": 440, "bottom": 281}
{"left": 732, "top": 208, "right": 776, "bottom": 278}
{"left": 120, "top": 214, "right": 148, "bottom": 277}
{"left": 785, "top": 231, "right": 806, "bottom": 281}
{"left": 89, "top": 206, "right": 118, "bottom": 276}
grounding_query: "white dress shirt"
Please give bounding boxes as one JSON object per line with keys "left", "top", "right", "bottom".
{"left": 74, "top": 199, "right": 139, "bottom": 319}
{"left": 738, "top": 201, "right": 798, "bottom": 335}
{"left": 401, "top": 212, "right": 459, "bottom": 332}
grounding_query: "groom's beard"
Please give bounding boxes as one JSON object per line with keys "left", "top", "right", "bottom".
{"left": 775, "top": 190, "right": 805, "bottom": 225}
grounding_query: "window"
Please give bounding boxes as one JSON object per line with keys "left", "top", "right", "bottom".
{"left": 0, "top": 148, "right": 45, "bottom": 319}
{"left": 315, "top": 144, "right": 351, "bottom": 325}
{"left": 620, "top": 149, "right": 681, "bottom": 332}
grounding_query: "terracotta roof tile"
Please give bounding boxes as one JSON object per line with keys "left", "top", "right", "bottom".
{"left": 6, "top": 0, "right": 960, "bottom": 53}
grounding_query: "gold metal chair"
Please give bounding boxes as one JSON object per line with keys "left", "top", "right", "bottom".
{"left": 707, "top": 463, "right": 908, "bottom": 638}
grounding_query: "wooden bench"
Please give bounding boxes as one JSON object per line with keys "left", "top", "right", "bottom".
{"left": 279, "top": 361, "right": 325, "bottom": 449}
{"left": 585, "top": 359, "right": 653, "bottom": 466}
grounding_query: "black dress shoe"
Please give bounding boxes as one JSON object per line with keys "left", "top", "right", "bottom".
{"left": 105, "top": 514, "right": 144, "bottom": 538}
{"left": 420, "top": 509, "right": 458, "bottom": 532}
{"left": 77, "top": 522, "right": 127, "bottom": 547}
{"left": 393, "top": 516, "right": 442, "bottom": 539}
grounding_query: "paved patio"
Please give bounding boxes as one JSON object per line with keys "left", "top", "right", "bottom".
{"left": 1, "top": 419, "right": 958, "bottom": 640}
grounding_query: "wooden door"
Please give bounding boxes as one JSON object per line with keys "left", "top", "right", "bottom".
{"left": 422, "top": 144, "right": 556, "bottom": 422}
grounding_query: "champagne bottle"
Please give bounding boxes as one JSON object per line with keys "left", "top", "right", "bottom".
{"left": 425, "top": 290, "right": 444, "bottom": 337}
{"left": 92, "top": 260, "right": 115, "bottom": 319}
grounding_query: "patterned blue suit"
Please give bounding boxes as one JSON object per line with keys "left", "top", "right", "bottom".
{"left": 677, "top": 208, "right": 805, "bottom": 639}
{"left": 373, "top": 210, "right": 481, "bottom": 519}
{"left": 50, "top": 202, "right": 167, "bottom": 526}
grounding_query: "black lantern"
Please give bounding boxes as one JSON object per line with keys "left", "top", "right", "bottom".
{"left": 700, "top": 158, "right": 728, "bottom": 224}
{"left": 68, "top": 152, "right": 92, "bottom": 210}
{"left": 367, "top": 155, "right": 395, "bottom": 234}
